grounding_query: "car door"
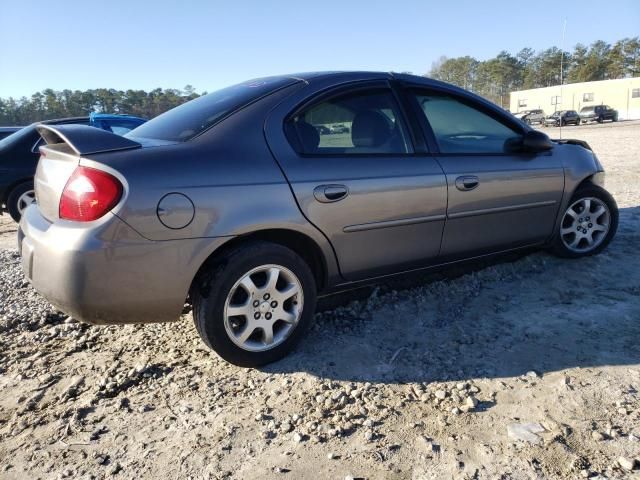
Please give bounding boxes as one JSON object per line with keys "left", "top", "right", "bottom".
{"left": 268, "top": 82, "right": 448, "bottom": 281}
{"left": 407, "top": 87, "right": 564, "bottom": 259}
{"left": 602, "top": 106, "right": 614, "bottom": 121}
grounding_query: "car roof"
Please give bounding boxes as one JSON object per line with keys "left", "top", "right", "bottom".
{"left": 279, "top": 71, "right": 522, "bottom": 131}
{"left": 286, "top": 71, "right": 474, "bottom": 90}
{"left": 288, "top": 71, "right": 492, "bottom": 97}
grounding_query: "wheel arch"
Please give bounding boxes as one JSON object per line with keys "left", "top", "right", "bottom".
{"left": 571, "top": 171, "right": 606, "bottom": 196}
{"left": 548, "top": 170, "right": 606, "bottom": 246}
{"left": 2, "top": 177, "right": 33, "bottom": 206}
{"left": 189, "top": 228, "right": 332, "bottom": 297}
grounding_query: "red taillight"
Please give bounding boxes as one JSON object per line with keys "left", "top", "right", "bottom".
{"left": 59, "top": 166, "right": 123, "bottom": 221}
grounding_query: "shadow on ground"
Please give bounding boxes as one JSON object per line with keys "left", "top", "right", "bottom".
{"left": 263, "top": 206, "right": 640, "bottom": 384}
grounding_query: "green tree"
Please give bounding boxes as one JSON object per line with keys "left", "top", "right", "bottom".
{"left": 582, "top": 40, "right": 611, "bottom": 81}
{"left": 429, "top": 56, "right": 479, "bottom": 90}
{"left": 475, "top": 51, "right": 522, "bottom": 107}
{"left": 0, "top": 87, "right": 203, "bottom": 125}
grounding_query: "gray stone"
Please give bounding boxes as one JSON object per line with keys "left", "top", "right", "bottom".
{"left": 507, "top": 423, "right": 545, "bottom": 444}
{"left": 617, "top": 457, "right": 637, "bottom": 471}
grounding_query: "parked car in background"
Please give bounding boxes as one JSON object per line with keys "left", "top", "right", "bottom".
{"left": 330, "top": 124, "right": 350, "bottom": 133}
{"left": 19, "top": 72, "right": 618, "bottom": 367}
{"left": 543, "top": 110, "right": 581, "bottom": 127}
{"left": 314, "top": 125, "right": 331, "bottom": 135}
{"left": 1, "top": 113, "right": 146, "bottom": 221}
{"left": 580, "top": 105, "right": 618, "bottom": 124}
{"left": 519, "top": 109, "right": 545, "bottom": 125}
{"left": 0, "top": 126, "right": 24, "bottom": 141}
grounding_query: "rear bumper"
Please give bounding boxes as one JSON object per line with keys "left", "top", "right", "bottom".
{"left": 18, "top": 206, "right": 230, "bottom": 325}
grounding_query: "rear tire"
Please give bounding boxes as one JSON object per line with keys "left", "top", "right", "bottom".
{"left": 7, "top": 181, "right": 35, "bottom": 222}
{"left": 551, "top": 185, "right": 618, "bottom": 259}
{"left": 191, "top": 241, "right": 317, "bottom": 367}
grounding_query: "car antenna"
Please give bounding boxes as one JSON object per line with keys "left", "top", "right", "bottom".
{"left": 559, "top": 18, "right": 567, "bottom": 140}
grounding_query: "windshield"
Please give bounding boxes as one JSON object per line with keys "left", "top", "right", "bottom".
{"left": 580, "top": 107, "right": 594, "bottom": 113}
{"left": 127, "top": 76, "right": 299, "bottom": 142}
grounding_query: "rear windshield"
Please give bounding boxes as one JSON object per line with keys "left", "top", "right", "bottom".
{"left": 580, "top": 107, "right": 594, "bottom": 113}
{"left": 127, "top": 77, "right": 298, "bottom": 142}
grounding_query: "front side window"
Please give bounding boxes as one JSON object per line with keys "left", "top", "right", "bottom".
{"left": 413, "top": 92, "right": 522, "bottom": 154}
{"left": 287, "top": 88, "right": 411, "bottom": 155}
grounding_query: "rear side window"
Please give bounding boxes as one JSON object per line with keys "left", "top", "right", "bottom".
{"left": 413, "top": 92, "right": 521, "bottom": 154}
{"left": 128, "top": 77, "right": 298, "bottom": 142}
{"left": 287, "top": 88, "right": 411, "bottom": 155}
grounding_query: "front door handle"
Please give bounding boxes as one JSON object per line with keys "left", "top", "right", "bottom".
{"left": 313, "top": 184, "right": 349, "bottom": 203}
{"left": 455, "top": 176, "right": 479, "bottom": 191}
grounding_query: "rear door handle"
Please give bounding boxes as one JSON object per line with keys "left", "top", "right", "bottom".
{"left": 455, "top": 176, "right": 479, "bottom": 191}
{"left": 313, "top": 184, "right": 349, "bottom": 203}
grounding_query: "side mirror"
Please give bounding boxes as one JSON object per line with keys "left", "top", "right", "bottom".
{"left": 522, "top": 129, "right": 554, "bottom": 152}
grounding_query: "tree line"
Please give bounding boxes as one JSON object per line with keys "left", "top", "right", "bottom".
{"left": 2, "top": 37, "right": 639, "bottom": 124}
{"left": 428, "top": 37, "right": 639, "bottom": 107}
{"left": 0, "top": 86, "right": 203, "bottom": 125}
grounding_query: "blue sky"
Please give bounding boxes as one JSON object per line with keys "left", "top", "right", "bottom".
{"left": 1, "top": 0, "right": 638, "bottom": 98}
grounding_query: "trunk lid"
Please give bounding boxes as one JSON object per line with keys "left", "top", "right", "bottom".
{"left": 34, "top": 124, "right": 141, "bottom": 222}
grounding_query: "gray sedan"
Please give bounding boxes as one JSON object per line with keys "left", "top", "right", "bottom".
{"left": 18, "top": 72, "right": 618, "bottom": 366}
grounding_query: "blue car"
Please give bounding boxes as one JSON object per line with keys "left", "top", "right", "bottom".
{"left": 0, "top": 113, "right": 146, "bottom": 221}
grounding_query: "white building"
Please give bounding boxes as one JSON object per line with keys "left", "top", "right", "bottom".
{"left": 510, "top": 77, "right": 640, "bottom": 120}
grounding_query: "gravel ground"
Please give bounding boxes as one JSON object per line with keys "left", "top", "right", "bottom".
{"left": 1, "top": 121, "right": 639, "bottom": 479}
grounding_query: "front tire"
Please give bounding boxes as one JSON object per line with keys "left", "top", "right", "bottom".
{"left": 191, "top": 241, "right": 317, "bottom": 367}
{"left": 7, "top": 181, "right": 35, "bottom": 222}
{"left": 551, "top": 185, "right": 618, "bottom": 258}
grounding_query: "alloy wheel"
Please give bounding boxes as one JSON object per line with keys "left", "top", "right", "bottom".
{"left": 223, "top": 264, "right": 303, "bottom": 352}
{"left": 560, "top": 197, "right": 610, "bottom": 253}
{"left": 17, "top": 189, "right": 36, "bottom": 215}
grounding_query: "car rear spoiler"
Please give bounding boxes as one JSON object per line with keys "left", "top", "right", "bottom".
{"left": 552, "top": 138, "right": 592, "bottom": 151}
{"left": 36, "top": 124, "right": 141, "bottom": 156}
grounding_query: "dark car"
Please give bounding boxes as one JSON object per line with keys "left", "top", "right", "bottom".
{"left": 19, "top": 72, "right": 618, "bottom": 367}
{"left": 314, "top": 125, "right": 331, "bottom": 135}
{"left": 543, "top": 110, "right": 580, "bottom": 127}
{"left": 580, "top": 105, "right": 618, "bottom": 124}
{"left": 0, "top": 127, "right": 24, "bottom": 141}
{"left": 521, "top": 109, "right": 545, "bottom": 125}
{"left": 1, "top": 114, "right": 146, "bottom": 221}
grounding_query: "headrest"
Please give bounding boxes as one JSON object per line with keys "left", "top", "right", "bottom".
{"left": 351, "top": 110, "right": 392, "bottom": 148}
{"left": 296, "top": 121, "right": 320, "bottom": 152}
